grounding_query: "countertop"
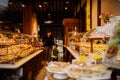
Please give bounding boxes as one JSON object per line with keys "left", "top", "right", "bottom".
{"left": 0, "top": 50, "right": 43, "bottom": 69}
{"left": 64, "top": 46, "right": 80, "bottom": 59}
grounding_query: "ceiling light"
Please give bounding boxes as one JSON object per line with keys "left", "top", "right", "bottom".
{"left": 0, "top": 21, "right": 3, "bottom": 23}
{"left": 9, "top": 2, "right": 13, "bottom": 5}
{"left": 22, "top": 4, "right": 25, "bottom": 7}
{"left": 66, "top": 1, "right": 69, "bottom": 4}
{"left": 44, "top": 20, "right": 53, "bottom": 24}
{"left": 48, "top": 13, "right": 51, "bottom": 16}
{"left": 39, "top": 5, "right": 42, "bottom": 8}
{"left": 65, "top": 7, "right": 68, "bottom": 10}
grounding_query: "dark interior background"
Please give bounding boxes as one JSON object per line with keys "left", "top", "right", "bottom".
{"left": 0, "top": 0, "right": 86, "bottom": 40}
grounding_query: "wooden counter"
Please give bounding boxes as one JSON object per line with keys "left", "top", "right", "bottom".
{"left": 63, "top": 46, "right": 80, "bottom": 62}
{"left": 0, "top": 49, "right": 46, "bottom": 80}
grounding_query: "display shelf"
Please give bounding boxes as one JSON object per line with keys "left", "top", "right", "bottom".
{"left": 0, "top": 31, "right": 45, "bottom": 80}
{"left": 0, "top": 50, "right": 43, "bottom": 69}
{"left": 89, "top": 37, "right": 110, "bottom": 52}
{"left": 0, "top": 31, "right": 43, "bottom": 64}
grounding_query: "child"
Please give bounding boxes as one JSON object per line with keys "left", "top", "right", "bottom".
{"left": 51, "top": 44, "right": 59, "bottom": 61}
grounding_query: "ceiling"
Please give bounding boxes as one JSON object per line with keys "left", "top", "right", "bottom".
{"left": 0, "top": 0, "right": 80, "bottom": 25}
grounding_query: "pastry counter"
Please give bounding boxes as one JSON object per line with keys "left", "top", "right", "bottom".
{"left": 0, "top": 49, "right": 46, "bottom": 80}
{"left": 0, "top": 31, "right": 45, "bottom": 80}
{"left": 0, "top": 50, "right": 43, "bottom": 69}
{"left": 63, "top": 41, "right": 107, "bottom": 62}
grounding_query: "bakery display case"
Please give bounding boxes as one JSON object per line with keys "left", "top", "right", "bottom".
{"left": 63, "top": 17, "right": 119, "bottom": 62}
{"left": 0, "top": 31, "right": 43, "bottom": 64}
{"left": 62, "top": 16, "right": 120, "bottom": 80}
{"left": 0, "top": 31, "right": 46, "bottom": 80}
{"left": 64, "top": 27, "right": 108, "bottom": 62}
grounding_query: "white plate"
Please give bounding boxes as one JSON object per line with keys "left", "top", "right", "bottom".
{"left": 53, "top": 73, "right": 68, "bottom": 80}
{"left": 46, "top": 67, "right": 66, "bottom": 74}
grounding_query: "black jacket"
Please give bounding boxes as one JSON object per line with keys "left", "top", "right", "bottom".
{"left": 42, "top": 36, "right": 55, "bottom": 47}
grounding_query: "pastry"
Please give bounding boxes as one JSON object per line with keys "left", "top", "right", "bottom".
{"left": 106, "top": 46, "right": 118, "bottom": 58}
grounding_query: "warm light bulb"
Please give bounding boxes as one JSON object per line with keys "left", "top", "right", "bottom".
{"left": 22, "top": 4, "right": 25, "bottom": 7}
{"left": 65, "top": 7, "right": 68, "bottom": 10}
{"left": 66, "top": 1, "right": 69, "bottom": 4}
{"left": 9, "top": 2, "right": 13, "bottom": 4}
{"left": 0, "top": 21, "right": 3, "bottom": 23}
{"left": 39, "top": 5, "right": 42, "bottom": 8}
{"left": 44, "top": 20, "right": 53, "bottom": 24}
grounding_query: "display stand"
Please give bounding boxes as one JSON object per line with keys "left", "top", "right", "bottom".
{"left": 45, "top": 73, "right": 75, "bottom": 80}
{"left": 45, "top": 71, "right": 111, "bottom": 80}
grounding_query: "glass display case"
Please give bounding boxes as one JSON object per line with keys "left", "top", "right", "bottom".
{"left": 0, "top": 31, "right": 42, "bottom": 64}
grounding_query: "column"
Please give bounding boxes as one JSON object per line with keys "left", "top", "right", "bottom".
{"left": 23, "top": 3, "right": 38, "bottom": 38}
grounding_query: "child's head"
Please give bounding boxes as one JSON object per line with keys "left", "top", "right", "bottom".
{"left": 53, "top": 44, "right": 58, "bottom": 49}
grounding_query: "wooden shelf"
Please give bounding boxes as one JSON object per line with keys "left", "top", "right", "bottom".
{"left": 89, "top": 37, "right": 110, "bottom": 52}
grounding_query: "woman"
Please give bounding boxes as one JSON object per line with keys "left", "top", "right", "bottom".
{"left": 42, "top": 31, "right": 55, "bottom": 62}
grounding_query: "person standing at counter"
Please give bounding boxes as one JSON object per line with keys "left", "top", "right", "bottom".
{"left": 42, "top": 31, "right": 55, "bottom": 62}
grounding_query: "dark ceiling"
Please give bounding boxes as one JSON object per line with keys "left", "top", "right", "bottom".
{"left": 0, "top": 0, "right": 80, "bottom": 25}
